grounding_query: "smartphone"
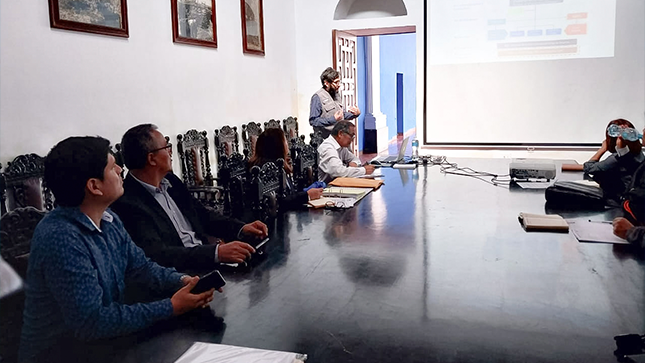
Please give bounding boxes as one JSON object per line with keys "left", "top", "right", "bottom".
{"left": 191, "top": 270, "right": 226, "bottom": 294}
{"left": 255, "top": 237, "right": 270, "bottom": 250}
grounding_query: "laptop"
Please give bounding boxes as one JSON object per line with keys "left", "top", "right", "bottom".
{"left": 371, "top": 136, "right": 410, "bottom": 164}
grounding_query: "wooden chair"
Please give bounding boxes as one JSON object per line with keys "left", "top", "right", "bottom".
{"left": 113, "top": 143, "right": 126, "bottom": 178}
{"left": 176, "top": 130, "right": 221, "bottom": 209}
{"left": 310, "top": 130, "right": 325, "bottom": 149}
{"left": 241, "top": 122, "right": 263, "bottom": 159}
{"left": 4, "top": 154, "right": 54, "bottom": 212}
{"left": 0, "top": 163, "right": 7, "bottom": 216}
{"left": 282, "top": 116, "right": 299, "bottom": 146}
{"left": 264, "top": 119, "right": 281, "bottom": 130}
{"left": 291, "top": 135, "right": 319, "bottom": 190}
{"left": 0, "top": 206, "right": 46, "bottom": 278}
{"left": 218, "top": 152, "right": 249, "bottom": 218}
{"left": 213, "top": 125, "right": 240, "bottom": 166}
{"left": 249, "top": 159, "right": 285, "bottom": 222}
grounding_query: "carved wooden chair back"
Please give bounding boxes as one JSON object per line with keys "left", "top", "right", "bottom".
{"left": 249, "top": 159, "right": 285, "bottom": 221}
{"left": 0, "top": 207, "right": 46, "bottom": 278}
{"left": 291, "top": 136, "right": 319, "bottom": 190}
{"left": 0, "top": 163, "right": 6, "bottom": 216}
{"left": 4, "top": 154, "right": 54, "bottom": 212}
{"left": 282, "top": 116, "right": 299, "bottom": 146}
{"left": 241, "top": 122, "right": 263, "bottom": 160}
{"left": 177, "top": 130, "right": 214, "bottom": 188}
{"left": 113, "top": 143, "right": 126, "bottom": 178}
{"left": 213, "top": 125, "right": 240, "bottom": 167}
{"left": 264, "top": 119, "right": 281, "bottom": 130}
{"left": 310, "top": 130, "right": 325, "bottom": 149}
{"left": 217, "top": 152, "right": 249, "bottom": 218}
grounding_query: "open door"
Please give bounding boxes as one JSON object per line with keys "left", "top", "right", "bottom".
{"left": 332, "top": 29, "right": 358, "bottom": 154}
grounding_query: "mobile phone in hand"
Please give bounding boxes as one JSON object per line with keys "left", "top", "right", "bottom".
{"left": 255, "top": 237, "right": 269, "bottom": 250}
{"left": 191, "top": 270, "right": 226, "bottom": 294}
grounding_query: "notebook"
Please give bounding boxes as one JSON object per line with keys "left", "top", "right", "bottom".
{"left": 518, "top": 212, "right": 569, "bottom": 232}
{"left": 371, "top": 136, "right": 410, "bottom": 164}
{"left": 322, "top": 186, "right": 372, "bottom": 201}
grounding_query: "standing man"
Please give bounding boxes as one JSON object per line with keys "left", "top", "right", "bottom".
{"left": 19, "top": 137, "right": 214, "bottom": 362}
{"left": 318, "top": 121, "right": 375, "bottom": 183}
{"left": 111, "top": 124, "right": 268, "bottom": 272}
{"left": 309, "top": 67, "right": 360, "bottom": 140}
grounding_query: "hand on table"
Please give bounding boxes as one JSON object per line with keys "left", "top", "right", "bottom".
{"left": 612, "top": 217, "right": 633, "bottom": 239}
{"left": 307, "top": 188, "right": 324, "bottom": 200}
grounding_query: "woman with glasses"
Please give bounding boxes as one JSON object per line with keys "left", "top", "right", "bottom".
{"left": 248, "top": 128, "right": 324, "bottom": 210}
{"left": 583, "top": 119, "right": 644, "bottom": 202}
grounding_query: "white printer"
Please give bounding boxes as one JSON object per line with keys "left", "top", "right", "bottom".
{"left": 509, "top": 158, "right": 556, "bottom": 180}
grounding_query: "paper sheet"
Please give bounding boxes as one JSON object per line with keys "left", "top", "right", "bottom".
{"left": 175, "top": 342, "right": 306, "bottom": 363}
{"left": 567, "top": 219, "right": 629, "bottom": 244}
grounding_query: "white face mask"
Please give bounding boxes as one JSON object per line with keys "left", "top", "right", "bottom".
{"left": 616, "top": 144, "right": 630, "bottom": 156}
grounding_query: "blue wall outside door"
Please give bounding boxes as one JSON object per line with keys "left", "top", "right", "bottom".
{"left": 379, "top": 33, "right": 416, "bottom": 141}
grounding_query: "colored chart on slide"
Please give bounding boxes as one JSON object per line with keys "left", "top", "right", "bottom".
{"left": 429, "top": 0, "right": 616, "bottom": 64}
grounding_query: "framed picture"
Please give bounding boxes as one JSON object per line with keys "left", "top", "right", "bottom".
{"left": 171, "top": 0, "right": 217, "bottom": 48}
{"left": 48, "top": 0, "right": 129, "bottom": 38}
{"left": 240, "top": 0, "right": 265, "bottom": 55}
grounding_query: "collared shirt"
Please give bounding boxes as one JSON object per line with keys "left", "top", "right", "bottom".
{"left": 131, "top": 175, "right": 203, "bottom": 248}
{"left": 317, "top": 135, "right": 365, "bottom": 183}
{"left": 19, "top": 207, "right": 182, "bottom": 361}
{"left": 131, "top": 175, "right": 223, "bottom": 262}
{"left": 308, "top": 91, "right": 356, "bottom": 128}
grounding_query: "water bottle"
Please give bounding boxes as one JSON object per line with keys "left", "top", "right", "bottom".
{"left": 411, "top": 138, "right": 419, "bottom": 159}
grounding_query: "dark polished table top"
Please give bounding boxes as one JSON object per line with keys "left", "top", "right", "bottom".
{"left": 115, "top": 158, "right": 645, "bottom": 363}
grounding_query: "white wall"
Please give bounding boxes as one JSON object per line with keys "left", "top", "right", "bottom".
{"left": 0, "top": 0, "right": 297, "bottom": 170}
{"left": 293, "top": 0, "right": 424, "bottom": 142}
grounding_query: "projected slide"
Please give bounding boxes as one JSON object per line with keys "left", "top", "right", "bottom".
{"left": 429, "top": 0, "right": 616, "bottom": 64}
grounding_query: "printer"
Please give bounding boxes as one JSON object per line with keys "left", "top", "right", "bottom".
{"left": 509, "top": 158, "right": 556, "bottom": 181}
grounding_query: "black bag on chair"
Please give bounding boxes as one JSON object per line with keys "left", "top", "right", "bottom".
{"left": 545, "top": 181, "right": 606, "bottom": 210}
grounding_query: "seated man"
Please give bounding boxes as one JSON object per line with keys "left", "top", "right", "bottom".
{"left": 111, "top": 124, "right": 268, "bottom": 272}
{"left": 317, "top": 121, "right": 375, "bottom": 183}
{"left": 19, "top": 136, "right": 214, "bottom": 362}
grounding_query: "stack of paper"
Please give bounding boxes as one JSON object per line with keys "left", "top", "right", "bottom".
{"left": 175, "top": 342, "right": 307, "bottom": 363}
{"left": 518, "top": 212, "right": 569, "bottom": 232}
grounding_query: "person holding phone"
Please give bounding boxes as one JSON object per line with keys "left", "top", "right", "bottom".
{"left": 19, "top": 137, "right": 215, "bottom": 363}
{"left": 112, "top": 124, "right": 269, "bottom": 272}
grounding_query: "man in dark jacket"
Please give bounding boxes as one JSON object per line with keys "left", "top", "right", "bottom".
{"left": 111, "top": 124, "right": 268, "bottom": 272}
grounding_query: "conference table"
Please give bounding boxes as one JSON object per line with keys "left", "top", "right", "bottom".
{"left": 111, "top": 158, "right": 644, "bottom": 363}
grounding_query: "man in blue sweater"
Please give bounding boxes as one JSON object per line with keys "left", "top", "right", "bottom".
{"left": 19, "top": 136, "right": 215, "bottom": 362}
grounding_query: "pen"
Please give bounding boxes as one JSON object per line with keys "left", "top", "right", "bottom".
{"left": 589, "top": 220, "right": 612, "bottom": 224}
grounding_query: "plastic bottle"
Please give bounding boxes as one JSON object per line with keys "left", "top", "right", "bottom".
{"left": 411, "top": 138, "right": 419, "bottom": 159}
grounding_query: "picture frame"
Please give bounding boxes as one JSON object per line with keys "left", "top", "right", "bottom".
{"left": 48, "top": 0, "right": 129, "bottom": 38}
{"left": 240, "top": 0, "right": 265, "bottom": 55}
{"left": 171, "top": 0, "right": 218, "bottom": 48}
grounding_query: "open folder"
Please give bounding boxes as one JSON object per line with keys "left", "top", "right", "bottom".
{"left": 328, "top": 177, "right": 384, "bottom": 190}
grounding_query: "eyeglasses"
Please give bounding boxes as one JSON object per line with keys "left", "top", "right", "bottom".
{"left": 345, "top": 132, "right": 356, "bottom": 140}
{"left": 149, "top": 143, "right": 172, "bottom": 153}
{"left": 332, "top": 79, "right": 341, "bottom": 85}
